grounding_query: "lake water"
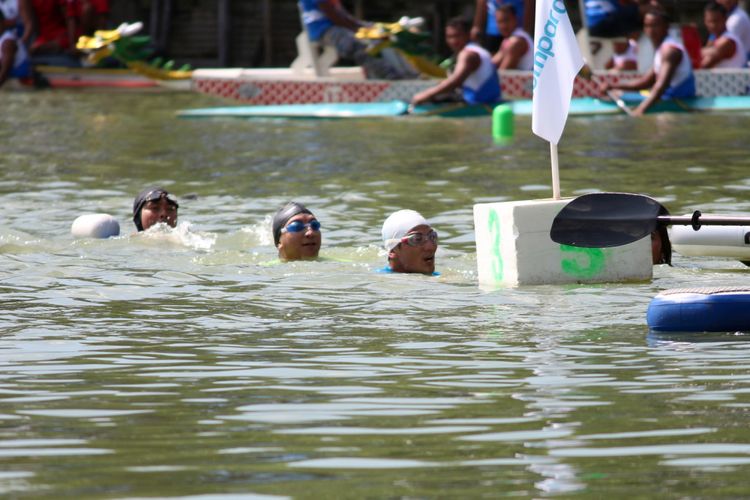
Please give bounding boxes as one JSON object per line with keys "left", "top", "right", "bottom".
{"left": 1, "top": 89, "right": 750, "bottom": 498}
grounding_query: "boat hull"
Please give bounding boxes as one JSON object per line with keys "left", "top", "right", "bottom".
{"left": 192, "top": 68, "right": 750, "bottom": 105}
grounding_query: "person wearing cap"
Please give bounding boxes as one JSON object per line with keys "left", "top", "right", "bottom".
{"left": 272, "top": 202, "right": 322, "bottom": 261}
{"left": 381, "top": 209, "right": 438, "bottom": 275}
{"left": 132, "top": 187, "right": 179, "bottom": 232}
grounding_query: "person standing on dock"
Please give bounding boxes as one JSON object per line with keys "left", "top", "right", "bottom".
{"left": 411, "top": 17, "right": 501, "bottom": 106}
{"left": 701, "top": 2, "right": 748, "bottom": 69}
{"left": 600, "top": 8, "right": 695, "bottom": 116}
{"left": 299, "top": 0, "right": 411, "bottom": 80}
{"left": 716, "top": 0, "right": 750, "bottom": 61}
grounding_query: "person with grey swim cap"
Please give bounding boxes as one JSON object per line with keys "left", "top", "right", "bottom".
{"left": 381, "top": 209, "right": 438, "bottom": 275}
{"left": 132, "top": 187, "right": 179, "bottom": 231}
{"left": 272, "top": 202, "right": 322, "bottom": 261}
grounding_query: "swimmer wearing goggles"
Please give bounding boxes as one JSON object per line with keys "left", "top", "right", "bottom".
{"left": 272, "top": 201, "right": 322, "bottom": 261}
{"left": 382, "top": 209, "right": 438, "bottom": 275}
{"left": 133, "top": 187, "right": 179, "bottom": 231}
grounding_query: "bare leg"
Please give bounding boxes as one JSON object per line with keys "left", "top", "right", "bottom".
{"left": 0, "top": 39, "right": 18, "bottom": 88}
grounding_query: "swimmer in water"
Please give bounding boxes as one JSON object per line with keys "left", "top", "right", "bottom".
{"left": 272, "top": 202, "right": 322, "bottom": 261}
{"left": 132, "top": 187, "right": 179, "bottom": 231}
{"left": 381, "top": 209, "right": 438, "bottom": 275}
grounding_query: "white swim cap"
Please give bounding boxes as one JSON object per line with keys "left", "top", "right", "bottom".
{"left": 382, "top": 209, "right": 428, "bottom": 251}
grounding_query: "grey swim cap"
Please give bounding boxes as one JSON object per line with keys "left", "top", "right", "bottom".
{"left": 272, "top": 202, "right": 313, "bottom": 246}
{"left": 132, "top": 187, "right": 179, "bottom": 231}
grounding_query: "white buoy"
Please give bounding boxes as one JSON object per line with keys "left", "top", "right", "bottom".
{"left": 71, "top": 214, "right": 120, "bottom": 239}
{"left": 473, "top": 199, "right": 652, "bottom": 286}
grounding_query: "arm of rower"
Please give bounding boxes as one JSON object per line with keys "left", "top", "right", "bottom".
{"left": 471, "top": 0, "right": 487, "bottom": 42}
{"left": 497, "top": 37, "right": 528, "bottom": 70}
{"left": 604, "top": 70, "right": 655, "bottom": 92}
{"left": 318, "top": 0, "right": 363, "bottom": 32}
{"left": 700, "top": 37, "right": 736, "bottom": 68}
{"left": 411, "top": 50, "right": 480, "bottom": 104}
{"left": 634, "top": 46, "right": 681, "bottom": 115}
{"left": 19, "top": 0, "right": 34, "bottom": 45}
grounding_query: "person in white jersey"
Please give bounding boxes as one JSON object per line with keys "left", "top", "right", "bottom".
{"left": 702, "top": 1, "right": 748, "bottom": 68}
{"left": 491, "top": 4, "right": 533, "bottom": 70}
{"left": 600, "top": 8, "right": 695, "bottom": 116}
{"left": 717, "top": 0, "right": 750, "bottom": 60}
{"left": 0, "top": 0, "right": 32, "bottom": 87}
{"left": 411, "top": 17, "right": 501, "bottom": 106}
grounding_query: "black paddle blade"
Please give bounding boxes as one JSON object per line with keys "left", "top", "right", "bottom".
{"left": 550, "top": 193, "right": 666, "bottom": 248}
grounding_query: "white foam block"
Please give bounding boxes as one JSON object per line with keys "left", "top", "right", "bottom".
{"left": 71, "top": 214, "right": 120, "bottom": 239}
{"left": 474, "top": 199, "right": 652, "bottom": 286}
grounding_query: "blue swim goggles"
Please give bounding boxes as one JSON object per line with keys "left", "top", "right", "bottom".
{"left": 282, "top": 219, "right": 321, "bottom": 234}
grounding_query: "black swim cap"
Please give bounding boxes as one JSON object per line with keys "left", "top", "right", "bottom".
{"left": 272, "top": 201, "right": 313, "bottom": 246}
{"left": 132, "top": 187, "right": 179, "bottom": 231}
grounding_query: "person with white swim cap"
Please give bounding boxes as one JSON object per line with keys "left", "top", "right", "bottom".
{"left": 132, "top": 187, "right": 179, "bottom": 231}
{"left": 381, "top": 209, "right": 438, "bottom": 275}
{"left": 272, "top": 202, "right": 322, "bottom": 261}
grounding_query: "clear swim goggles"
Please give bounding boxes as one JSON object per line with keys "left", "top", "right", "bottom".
{"left": 282, "top": 219, "right": 321, "bottom": 234}
{"left": 400, "top": 230, "right": 438, "bottom": 247}
{"left": 144, "top": 190, "right": 179, "bottom": 208}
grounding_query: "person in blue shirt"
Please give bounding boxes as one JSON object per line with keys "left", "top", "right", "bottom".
{"left": 381, "top": 209, "right": 438, "bottom": 275}
{"left": 298, "top": 0, "right": 410, "bottom": 79}
{"left": 585, "top": 0, "right": 641, "bottom": 38}
{"left": 411, "top": 17, "right": 501, "bottom": 106}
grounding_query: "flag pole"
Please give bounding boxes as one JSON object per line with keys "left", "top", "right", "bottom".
{"left": 550, "top": 142, "right": 560, "bottom": 199}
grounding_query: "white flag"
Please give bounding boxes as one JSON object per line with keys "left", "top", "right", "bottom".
{"left": 531, "top": 0, "right": 584, "bottom": 145}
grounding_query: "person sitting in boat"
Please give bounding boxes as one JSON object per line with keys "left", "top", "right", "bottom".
{"left": 133, "top": 187, "right": 179, "bottom": 232}
{"left": 701, "top": 2, "right": 748, "bottom": 69}
{"left": 604, "top": 37, "right": 638, "bottom": 71}
{"left": 717, "top": 0, "right": 750, "bottom": 60}
{"left": 0, "top": 0, "right": 33, "bottom": 87}
{"left": 600, "top": 8, "right": 695, "bottom": 116}
{"left": 411, "top": 17, "right": 501, "bottom": 106}
{"left": 272, "top": 201, "right": 322, "bottom": 261}
{"left": 491, "top": 4, "right": 533, "bottom": 70}
{"left": 298, "top": 0, "right": 411, "bottom": 80}
{"left": 471, "top": 0, "right": 526, "bottom": 53}
{"left": 381, "top": 209, "right": 438, "bottom": 275}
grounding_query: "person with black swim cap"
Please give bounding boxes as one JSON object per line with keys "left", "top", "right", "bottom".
{"left": 133, "top": 187, "right": 179, "bottom": 232}
{"left": 272, "top": 202, "right": 321, "bottom": 261}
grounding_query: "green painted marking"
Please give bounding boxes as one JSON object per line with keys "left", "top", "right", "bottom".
{"left": 560, "top": 245, "right": 607, "bottom": 278}
{"left": 487, "top": 209, "right": 503, "bottom": 281}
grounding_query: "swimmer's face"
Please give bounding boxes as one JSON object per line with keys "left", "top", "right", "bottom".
{"left": 140, "top": 196, "right": 178, "bottom": 230}
{"left": 445, "top": 25, "right": 469, "bottom": 53}
{"left": 495, "top": 9, "right": 517, "bottom": 39}
{"left": 704, "top": 10, "right": 726, "bottom": 37}
{"left": 389, "top": 224, "right": 437, "bottom": 275}
{"left": 277, "top": 212, "right": 321, "bottom": 261}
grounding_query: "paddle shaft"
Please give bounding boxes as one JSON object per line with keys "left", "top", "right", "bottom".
{"left": 659, "top": 211, "right": 750, "bottom": 230}
{"left": 606, "top": 90, "right": 635, "bottom": 117}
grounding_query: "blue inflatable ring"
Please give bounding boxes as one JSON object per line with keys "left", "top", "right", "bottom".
{"left": 647, "top": 287, "right": 750, "bottom": 333}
